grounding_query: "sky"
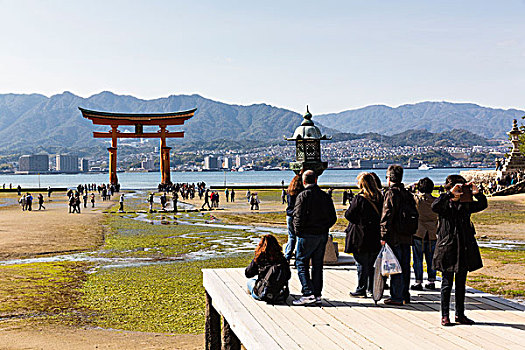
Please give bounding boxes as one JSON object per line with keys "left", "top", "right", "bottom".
{"left": 1, "top": 0, "right": 524, "bottom": 114}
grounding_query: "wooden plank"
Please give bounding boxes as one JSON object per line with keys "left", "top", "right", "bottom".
{"left": 226, "top": 269, "right": 368, "bottom": 350}
{"left": 219, "top": 269, "right": 301, "bottom": 350}
{"left": 321, "top": 269, "right": 474, "bottom": 350}
{"left": 203, "top": 270, "right": 282, "bottom": 350}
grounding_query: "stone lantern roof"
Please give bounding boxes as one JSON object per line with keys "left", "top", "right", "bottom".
{"left": 286, "top": 106, "right": 330, "bottom": 141}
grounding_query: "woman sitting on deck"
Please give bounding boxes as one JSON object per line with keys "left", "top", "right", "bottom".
{"left": 432, "top": 175, "right": 487, "bottom": 326}
{"left": 245, "top": 234, "right": 291, "bottom": 304}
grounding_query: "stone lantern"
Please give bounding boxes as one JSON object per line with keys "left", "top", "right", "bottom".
{"left": 502, "top": 119, "right": 525, "bottom": 172}
{"left": 286, "top": 106, "right": 330, "bottom": 176}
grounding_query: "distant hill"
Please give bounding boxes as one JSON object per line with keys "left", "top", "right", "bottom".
{"left": 330, "top": 129, "right": 495, "bottom": 147}
{"left": 0, "top": 92, "right": 517, "bottom": 158}
{"left": 315, "top": 101, "right": 524, "bottom": 139}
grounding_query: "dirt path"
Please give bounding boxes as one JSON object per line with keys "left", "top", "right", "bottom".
{"left": 0, "top": 321, "right": 202, "bottom": 350}
{"left": 0, "top": 193, "right": 114, "bottom": 259}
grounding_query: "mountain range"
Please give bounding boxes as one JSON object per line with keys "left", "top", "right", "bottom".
{"left": 0, "top": 91, "right": 521, "bottom": 158}
{"left": 315, "top": 102, "right": 524, "bottom": 139}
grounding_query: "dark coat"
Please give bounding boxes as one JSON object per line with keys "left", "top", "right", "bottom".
{"left": 431, "top": 192, "right": 487, "bottom": 273}
{"left": 293, "top": 184, "right": 337, "bottom": 237}
{"left": 380, "top": 183, "right": 413, "bottom": 245}
{"left": 344, "top": 194, "right": 383, "bottom": 254}
{"left": 286, "top": 193, "right": 299, "bottom": 217}
{"left": 245, "top": 256, "right": 291, "bottom": 295}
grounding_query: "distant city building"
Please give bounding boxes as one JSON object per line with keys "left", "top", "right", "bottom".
{"left": 141, "top": 158, "right": 155, "bottom": 170}
{"left": 235, "top": 155, "right": 246, "bottom": 168}
{"left": 80, "top": 158, "right": 90, "bottom": 172}
{"left": 56, "top": 155, "right": 79, "bottom": 173}
{"left": 18, "top": 154, "right": 49, "bottom": 172}
{"left": 204, "top": 155, "right": 219, "bottom": 170}
{"left": 223, "top": 157, "right": 232, "bottom": 169}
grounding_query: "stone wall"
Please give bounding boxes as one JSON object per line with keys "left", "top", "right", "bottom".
{"left": 460, "top": 170, "right": 500, "bottom": 184}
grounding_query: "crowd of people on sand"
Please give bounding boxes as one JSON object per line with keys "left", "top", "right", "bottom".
{"left": 245, "top": 165, "right": 488, "bottom": 327}
{"left": 485, "top": 171, "right": 524, "bottom": 194}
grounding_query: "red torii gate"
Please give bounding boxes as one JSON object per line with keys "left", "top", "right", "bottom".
{"left": 79, "top": 107, "right": 196, "bottom": 185}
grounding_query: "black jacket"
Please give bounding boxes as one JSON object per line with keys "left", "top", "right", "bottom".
{"left": 245, "top": 256, "right": 291, "bottom": 295}
{"left": 431, "top": 192, "right": 487, "bottom": 273}
{"left": 380, "top": 183, "right": 413, "bottom": 246}
{"left": 344, "top": 194, "right": 383, "bottom": 254}
{"left": 286, "top": 193, "right": 299, "bottom": 217}
{"left": 293, "top": 184, "right": 337, "bottom": 237}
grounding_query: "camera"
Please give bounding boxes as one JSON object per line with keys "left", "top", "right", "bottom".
{"left": 459, "top": 183, "right": 473, "bottom": 202}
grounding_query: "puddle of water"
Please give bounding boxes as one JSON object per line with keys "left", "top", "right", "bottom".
{"left": 478, "top": 239, "right": 525, "bottom": 251}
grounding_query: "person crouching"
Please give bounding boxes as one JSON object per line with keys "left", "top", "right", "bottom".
{"left": 245, "top": 234, "right": 291, "bottom": 304}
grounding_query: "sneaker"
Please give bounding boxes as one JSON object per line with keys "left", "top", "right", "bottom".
{"left": 292, "top": 295, "right": 316, "bottom": 306}
{"left": 315, "top": 296, "right": 322, "bottom": 305}
{"left": 425, "top": 282, "right": 436, "bottom": 290}
{"left": 411, "top": 283, "right": 423, "bottom": 291}
{"left": 350, "top": 291, "right": 367, "bottom": 298}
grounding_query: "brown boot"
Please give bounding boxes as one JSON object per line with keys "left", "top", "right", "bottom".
{"left": 441, "top": 316, "right": 453, "bottom": 326}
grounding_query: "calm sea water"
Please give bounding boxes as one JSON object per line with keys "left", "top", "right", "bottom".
{"left": 0, "top": 168, "right": 480, "bottom": 189}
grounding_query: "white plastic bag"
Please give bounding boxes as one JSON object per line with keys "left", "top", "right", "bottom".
{"left": 381, "top": 243, "right": 402, "bottom": 276}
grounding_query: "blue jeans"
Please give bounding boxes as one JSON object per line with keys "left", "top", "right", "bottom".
{"left": 389, "top": 243, "right": 411, "bottom": 303}
{"left": 296, "top": 235, "right": 328, "bottom": 297}
{"left": 247, "top": 278, "right": 261, "bottom": 300}
{"left": 353, "top": 251, "right": 377, "bottom": 294}
{"left": 284, "top": 216, "right": 296, "bottom": 260}
{"left": 412, "top": 238, "right": 436, "bottom": 284}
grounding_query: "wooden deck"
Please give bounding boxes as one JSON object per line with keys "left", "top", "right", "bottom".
{"left": 203, "top": 265, "right": 525, "bottom": 350}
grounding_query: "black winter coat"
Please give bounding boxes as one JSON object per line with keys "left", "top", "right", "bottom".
{"left": 286, "top": 193, "right": 299, "bottom": 217}
{"left": 293, "top": 184, "right": 337, "bottom": 237}
{"left": 245, "top": 256, "right": 291, "bottom": 296}
{"left": 344, "top": 194, "right": 383, "bottom": 254}
{"left": 431, "top": 192, "right": 487, "bottom": 273}
{"left": 380, "top": 183, "right": 414, "bottom": 245}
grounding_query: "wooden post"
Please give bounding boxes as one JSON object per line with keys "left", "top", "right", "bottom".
{"left": 222, "top": 316, "right": 241, "bottom": 350}
{"left": 205, "top": 291, "right": 221, "bottom": 350}
{"left": 159, "top": 125, "right": 171, "bottom": 184}
{"left": 108, "top": 125, "right": 119, "bottom": 185}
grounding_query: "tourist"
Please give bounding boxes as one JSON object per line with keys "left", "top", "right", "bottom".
{"left": 201, "top": 189, "right": 211, "bottom": 210}
{"left": 19, "top": 194, "right": 26, "bottom": 211}
{"left": 250, "top": 193, "right": 260, "bottom": 210}
{"left": 160, "top": 192, "right": 167, "bottom": 210}
{"left": 47, "top": 186, "right": 52, "bottom": 198}
{"left": 281, "top": 188, "right": 286, "bottom": 204}
{"left": 292, "top": 170, "right": 337, "bottom": 306}
{"left": 245, "top": 234, "right": 291, "bottom": 303}
{"left": 411, "top": 177, "right": 438, "bottom": 291}
{"left": 17, "top": 185, "right": 21, "bottom": 196}
{"left": 284, "top": 175, "right": 304, "bottom": 263}
{"left": 68, "top": 194, "right": 75, "bottom": 213}
{"left": 37, "top": 193, "right": 46, "bottom": 210}
{"left": 119, "top": 194, "right": 124, "bottom": 212}
{"left": 230, "top": 188, "right": 235, "bottom": 202}
{"left": 345, "top": 173, "right": 383, "bottom": 298}
{"left": 432, "top": 175, "right": 487, "bottom": 326}
{"left": 380, "top": 164, "right": 418, "bottom": 306}
{"left": 83, "top": 192, "right": 88, "bottom": 208}
{"left": 26, "top": 193, "right": 33, "bottom": 211}
{"left": 225, "top": 188, "right": 229, "bottom": 202}
{"left": 75, "top": 193, "right": 81, "bottom": 213}
{"left": 148, "top": 193, "right": 154, "bottom": 212}
{"left": 172, "top": 192, "right": 178, "bottom": 212}
{"left": 246, "top": 189, "right": 251, "bottom": 203}
{"left": 90, "top": 193, "right": 96, "bottom": 208}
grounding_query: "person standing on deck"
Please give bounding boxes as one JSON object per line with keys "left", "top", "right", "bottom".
{"left": 284, "top": 175, "right": 304, "bottom": 263}
{"left": 380, "top": 165, "right": 417, "bottom": 306}
{"left": 432, "top": 175, "right": 487, "bottom": 326}
{"left": 411, "top": 177, "right": 438, "bottom": 291}
{"left": 292, "top": 170, "right": 337, "bottom": 306}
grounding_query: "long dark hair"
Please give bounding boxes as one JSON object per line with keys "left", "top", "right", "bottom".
{"left": 254, "top": 234, "right": 284, "bottom": 264}
{"left": 444, "top": 175, "right": 466, "bottom": 191}
{"left": 287, "top": 175, "right": 304, "bottom": 196}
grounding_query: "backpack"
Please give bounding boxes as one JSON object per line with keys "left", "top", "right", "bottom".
{"left": 394, "top": 187, "right": 419, "bottom": 236}
{"left": 255, "top": 263, "right": 289, "bottom": 304}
